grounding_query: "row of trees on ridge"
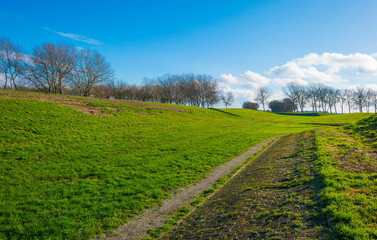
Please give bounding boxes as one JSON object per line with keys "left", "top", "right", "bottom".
{"left": 2, "top": 36, "right": 377, "bottom": 113}
{"left": 0, "top": 37, "right": 224, "bottom": 108}
{"left": 248, "top": 83, "right": 377, "bottom": 113}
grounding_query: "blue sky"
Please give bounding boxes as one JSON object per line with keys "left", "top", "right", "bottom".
{"left": 2, "top": 0, "right": 377, "bottom": 107}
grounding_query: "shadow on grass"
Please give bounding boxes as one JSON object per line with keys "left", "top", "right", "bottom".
{"left": 301, "top": 123, "right": 346, "bottom": 126}
{"left": 208, "top": 108, "right": 242, "bottom": 117}
{"left": 274, "top": 112, "right": 322, "bottom": 116}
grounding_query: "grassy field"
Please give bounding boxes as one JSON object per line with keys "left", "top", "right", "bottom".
{"left": 154, "top": 116, "right": 377, "bottom": 240}
{"left": 0, "top": 90, "right": 373, "bottom": 239}
{"left": 314, "top": 115, "right": 377, "bottom": 239}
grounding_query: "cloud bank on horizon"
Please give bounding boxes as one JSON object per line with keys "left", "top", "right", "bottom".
{"left": 219, "top": 52, "right": 377, "bottom": 107}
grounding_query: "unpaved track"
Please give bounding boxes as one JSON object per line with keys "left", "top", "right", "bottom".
{"left": 161, "top": 132, "right": 327, "bottom": 240}
{"left": 99, "top": 136, "right": 278, "bottom": 240}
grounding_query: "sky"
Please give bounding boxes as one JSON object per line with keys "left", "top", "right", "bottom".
{"left": 1, "top": 0, "right": 377, "bottom": 107}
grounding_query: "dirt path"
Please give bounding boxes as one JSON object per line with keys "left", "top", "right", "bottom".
{"left": 99, "top": 136, "right": 278, "bottom": 240}
{"left": 161, "top": 132, "right": 328, "bottom": 239}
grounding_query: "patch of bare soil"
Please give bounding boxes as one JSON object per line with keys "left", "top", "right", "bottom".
{"left": 161, "top": 132, "right": 327, "bottom": 240}
{"left": 0, "top": 90, "right": 113, "bottom": 116}
{"left": 97, "top": 136, "right": 278, "bottom": 240}
{"left": 322, "top": 129, "right": 377, "bottom": 174}
{"left": 0, "top": 90, "right": 186, "bottom": 116}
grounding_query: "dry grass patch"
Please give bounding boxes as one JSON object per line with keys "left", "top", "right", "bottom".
{"left": 0, "top": 90, "right": 186, "bottom": 116}
{"left": 322, "top": 129, "right": 377, "bottom": 173}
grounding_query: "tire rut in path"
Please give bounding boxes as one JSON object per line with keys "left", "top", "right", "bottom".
{"left": 161, "top": 131, "right": 327, "bottom": 240}
{"left": 99, "top": 136, "right": 278, "bottom": 240}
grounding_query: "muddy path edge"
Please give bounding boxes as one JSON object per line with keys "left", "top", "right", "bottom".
{"left": 97, "top": 136, "right": 280, "bottom": 240}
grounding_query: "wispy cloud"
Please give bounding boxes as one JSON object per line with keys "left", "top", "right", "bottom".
{"left": 43, "top": 27, "right": 103, "bottom": 45}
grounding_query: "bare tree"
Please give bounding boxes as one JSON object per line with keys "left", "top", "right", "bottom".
{"left": 0, "top": 37, "right": 25, "bottom": 90}
{"left": 202, "top": 76, "right": 220, "bottom": 108}
{"left": 371, "top": 90, "right": 377, "bottom": 114}
{"left": 307, "top": 84, "right": 320, "bottom": 112}
{"left": 283, "top": 83, "right": 307, "bottom": 112}
{"left": 221, "top": 92, "right": 234, "bottom": 108}
{"left": 23, "top": 42, "right": 77, "bottom": 94}
{"left": 333, "top": 89, "right": 340, "bottom": 114}
{"left": 114, "top": 73, "right": 220, "bottom": 107}
{"left": 69, "top": 49, "right": 114, "bottom": 96}
{"left": 352, "top": 86, "right": 367, "bottom": 113}
{"left": 345, "top": 89, "right": 353, "bottom": 113}
{"left": 327, "top": 88, "right": 339, "bottom": 114}
{"left": 365, "top": 88, "right": 374, "bottom": 113}
{"left": 339, "top": 90, "right": 348, "bottom": 114}
{"left": 255, "top": 86, "right": 272, "bottom": 111}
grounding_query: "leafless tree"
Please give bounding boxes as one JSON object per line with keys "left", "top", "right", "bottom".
{"left": 111, "top": 73, "right": 220, "bottom": 107}
{"left": 255, "top": 86, "right": 272, "bottom": 111}
{"left": 338, "top": 90, "right": 348, "bottom": 114}
{"left": 307, "top": 84, "right": 320, "bottom": 112}
{"left": 0, "top": 37, "right": 25, "bottom": 90}
{"left": 371, "top": 90, "right": 377, "bottom": 114}
{"left": 69, "top": 48, "right": 114, "bottom": 96}
{"left": 365, "top": 88, "right": 374, "bottom": 113}
{"left": 221, "top": 92, "right": 234, "bottom": 108}
{"left": 333, "top": 89, "right": 340, "bottom": 114}
{"left": 23, "top": 42, "right": 77, "bottom": 94}
{"left": 327, "top": 88, "right": 339, "bottom": 114}
{"left": 352, "top": 86, "right": 367, "bottom": 113}
{"left": 344, "top": 89, "right": 353, "bottom": 113}
{"left": 283, "top": 83, "right": 307, "bottom": 112}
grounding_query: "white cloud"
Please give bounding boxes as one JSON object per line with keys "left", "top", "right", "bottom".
{"left": 219, "top": 70, "right": 270, "bottom": 89}
{"left": 55, "top": 32, "right": 103, "bottom": 45}
{"left": 43, "top": 27, "right": 103, "bottom": 45}
{"left": 270, "top": 60, "right": 346, "bottom": 84}
{"left": 365, "top": 84, "right": 377, "bottom": 91}
{"left": 270, "top": 91, "right": 286, "bottom": 101}
{"left": 240, "top": 71, "right": 270, "bottom": 88}
{"left": 219, "top": 88, "right": 256, "bottom": 105}
{"left": 227, "top": 88, "right": 256, "bottom": 99}
{"left": 295, "top": 53, "right": 377, "bottom": 74}
{"left": 219, "top": 73, "right": 238, "bottom": 85}
{"left": 219, "top": 52, "right": 377, "bottom": 107}
{"left": 272, "top": 78, "right": 308, "bottom": 86}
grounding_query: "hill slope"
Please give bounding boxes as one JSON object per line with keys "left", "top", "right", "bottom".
{"left": 0, "top": 90, "right": 371, "bottom": 239}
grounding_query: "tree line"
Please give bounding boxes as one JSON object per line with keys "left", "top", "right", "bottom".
{"left": 0, "top": 37, "right": 225, "bottom": 108}
{"left": 110, "top": 73, "right": 221, "bottom": 107}
{"left": 0, "top": 38, "right": 114, "bottom": 96}
{"left": 283, "top": 83, "right": 377, "bottom": 113}
{"left": 2, "top": 36, "right": 376, "bottom": 112}
{"left": 244, "top": 83, "right": 377, "bottom": 113}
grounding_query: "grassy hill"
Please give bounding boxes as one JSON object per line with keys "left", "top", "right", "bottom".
{"left": 0, "top": 90, "right": 372, "bottom": 239}
{"left": 314, "top": 114, "right": 377, "bottom": 239}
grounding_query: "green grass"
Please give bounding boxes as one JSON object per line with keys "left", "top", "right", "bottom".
{"left": 0, "top": 90, "right": 372, "bottom": 239}
{"left": 345, "top": 114, "right": 377, "bottom": 148}
{"left": 313, "top": 117, "right": 377, "bottom": 239}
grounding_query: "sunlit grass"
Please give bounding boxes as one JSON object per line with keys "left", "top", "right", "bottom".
{"left": 0, "top": 91, "right": 372, "bottom": 239}
{"left": 314, "top": 118, "right": 377, "bottom": 239}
